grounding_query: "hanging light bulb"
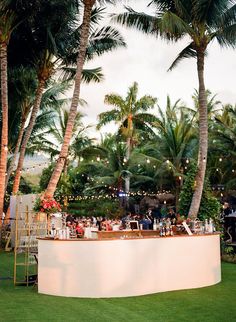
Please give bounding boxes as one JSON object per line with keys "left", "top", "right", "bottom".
{"left": 186, "top": 159, "right": 189, "bottom": 164}
{"left": 146, "top": 159, "right": 150, "bottom": 164}
{"left": 216, "top": 168, "right": 219, "bottom": 172}
{"left": 166, "top": 159, "right": 170, "bottom": 164}
{"left": 179, "top": 176, "right": 182, "bottom": 180}
{"left": 4, "top": 145, "right": 8, "bottom": 151}
{"left": 96, "top": 156, "right": 100, "bottom": 162}
{"left": 123, "top": 157, "right": 127, "bottom": 163}
{"left": 164, "top": 200, "right": 167, "bottom": 204}
{"left": 219, "top": 157, "right": 222, "bottom": 162}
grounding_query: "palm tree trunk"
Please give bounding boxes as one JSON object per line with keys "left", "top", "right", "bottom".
{"left": 5, "top": 118, "right": 26, "bottom": 192}
{"left": 188, "top": 50, "right": 208, "bottom": 218}
{"left": 46, "top": 0, "right": 95, "bottom": 196}
{"left": 12, "top": 79, "right": 46, "bottom": 194}
{"left": 0, "top": 42, "right": 8, "bottom": 219}
{"left": 125, "top": 137, "right": 131, "bottom": 194}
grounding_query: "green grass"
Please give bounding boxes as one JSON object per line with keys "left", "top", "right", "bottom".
{"left": 0, "top": 251, "right": 236, "bottom": 322}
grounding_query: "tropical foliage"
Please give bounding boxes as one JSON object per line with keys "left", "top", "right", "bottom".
{"left": 0, "top": 1, "right": 236, "bottom": 220}
{"left": 112, "top": 0, "right": 236, "bottom": 217}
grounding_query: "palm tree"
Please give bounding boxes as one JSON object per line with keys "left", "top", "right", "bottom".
{"left": 28, "top": 107, "right": 94, "bottom": 175}
{"left": 113, "top": 0, "right": 236, "bottom": 217}
{"left": 130, "top": 96, "right": 197, "bottom": 205}
{"left": 79, "top": 134, "right": 131, "bottom": 196}
{"left": 183, "top": 89, "right": 222, "bottom": 125}
{"left": 97, "top": 81, "right": 157, "bottom": 194}
{"left": 11, "top": 0, "right": 82, "bottom": 195}
{"left": 0, "top": 2, "right": 17, "bottom": 218}
{"left": 208, "top": 104, "right": 236, "bottom": 189}
{"left": 46, "top": 0, "right": 125, "bottom": 196}
{"left": 5, "top": 66, "right": 38, "bottom": 190}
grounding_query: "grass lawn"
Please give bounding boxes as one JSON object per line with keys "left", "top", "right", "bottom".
{"left": 0, "top": 251, "right": 235, "bottom": 322}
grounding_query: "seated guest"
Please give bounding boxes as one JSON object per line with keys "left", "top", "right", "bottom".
{"left": 139, "top": 215, "right": 152, "bottom": 230}
{"left": 75, "top": 223, "right": 84, "bottom": 238}
{"left": 66, "top": 214, "right": 75, "bottom": 223}
{"left": 121, "top": 212, "right": 132, "bottom": 225}
{"left": 100, "top": 218, "right": 112, "bottom": 231}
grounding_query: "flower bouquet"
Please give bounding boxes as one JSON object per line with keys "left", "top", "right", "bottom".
{"left": 33, "top": 194, "right": 61, "bottom": 215}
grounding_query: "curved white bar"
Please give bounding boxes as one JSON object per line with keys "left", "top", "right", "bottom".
{"left": 38, "top": 234, "right": 221, "bottom": 298}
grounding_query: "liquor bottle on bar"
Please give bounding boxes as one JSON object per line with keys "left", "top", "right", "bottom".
{"left": 153, "top": 218, "right": 157, "bottom": 231}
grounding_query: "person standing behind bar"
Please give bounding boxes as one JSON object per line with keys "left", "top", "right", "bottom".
{"left": 167, "top": 208, "right": 177, "bottom": 224}
{"left": 223, "top": 202, "right": 231, "bottom": 217}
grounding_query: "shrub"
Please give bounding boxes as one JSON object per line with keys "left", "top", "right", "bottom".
{"left": 178, "top": 163, "right": 221, "bottom": 220}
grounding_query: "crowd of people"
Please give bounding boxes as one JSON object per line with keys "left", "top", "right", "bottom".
{"left": 63, "top": 207, "right": 180, "bottom": 238}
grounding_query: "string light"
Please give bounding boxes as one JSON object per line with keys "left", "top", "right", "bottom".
{"left": 96, "top": 156, "right": 100, "bottom": 162}
{"left": 186, "top": 159, "right": 189, "bottom": 164}
{"left": 146, "top": 159, "right": 150, "bottom": 164}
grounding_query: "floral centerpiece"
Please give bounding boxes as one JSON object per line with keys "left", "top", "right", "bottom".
{"left": 33, "top": 194, "right": 61, "bottom": 215}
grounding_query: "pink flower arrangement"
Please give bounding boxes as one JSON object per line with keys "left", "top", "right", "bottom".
{"left": 34, "top": 194, "right": 61, "bottom": 214}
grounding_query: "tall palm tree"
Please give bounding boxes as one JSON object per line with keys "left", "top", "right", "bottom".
{"left": 5, "top": 66, "right": 38, "bottom": 190}
{"left": 11, "top": 0, "right": 82, "bottom": 195}
{"left": 0, "top": 2, "right": 18, "bottom": 218}
{"left": 97, "top": 81, "right": 157, "bottom": 193}
{"left": 46, "top": 0, "right": 125, "bottom": 196}
{"left": 113, "top": 0, "right": 236, "bottom": 217}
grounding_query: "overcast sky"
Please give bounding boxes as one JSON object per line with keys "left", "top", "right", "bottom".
{"left": 79, "top": 0, "right": 236, "bottom": 139}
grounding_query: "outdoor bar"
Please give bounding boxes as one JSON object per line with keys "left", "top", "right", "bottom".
{"left": 38, "top": 233, "right": 221, "bottom": 298}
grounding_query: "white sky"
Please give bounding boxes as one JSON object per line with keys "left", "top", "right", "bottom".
{"left": 79, "top": 0, "right": 236, "bottom": 139}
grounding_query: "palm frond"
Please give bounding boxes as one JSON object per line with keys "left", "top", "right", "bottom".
{"left": 215, "top": 23, "right": 236, "bottom": 48}
{"left": 111, "top": 7, "right": 157, "bottom": 35}
{"left": 97, "top": 109, "right": 121, "bottom": 129}
{"left": 86, "top": 25, "right": 126, "bottom": 61}
{"left": 168, "top": 42, "right": 197, "bottom": 71}
{"left": 158, "top": 11, "right": 193, "bottom": 40}
{"left": 133, "top": 95, "right": 157, "bottom": 114}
